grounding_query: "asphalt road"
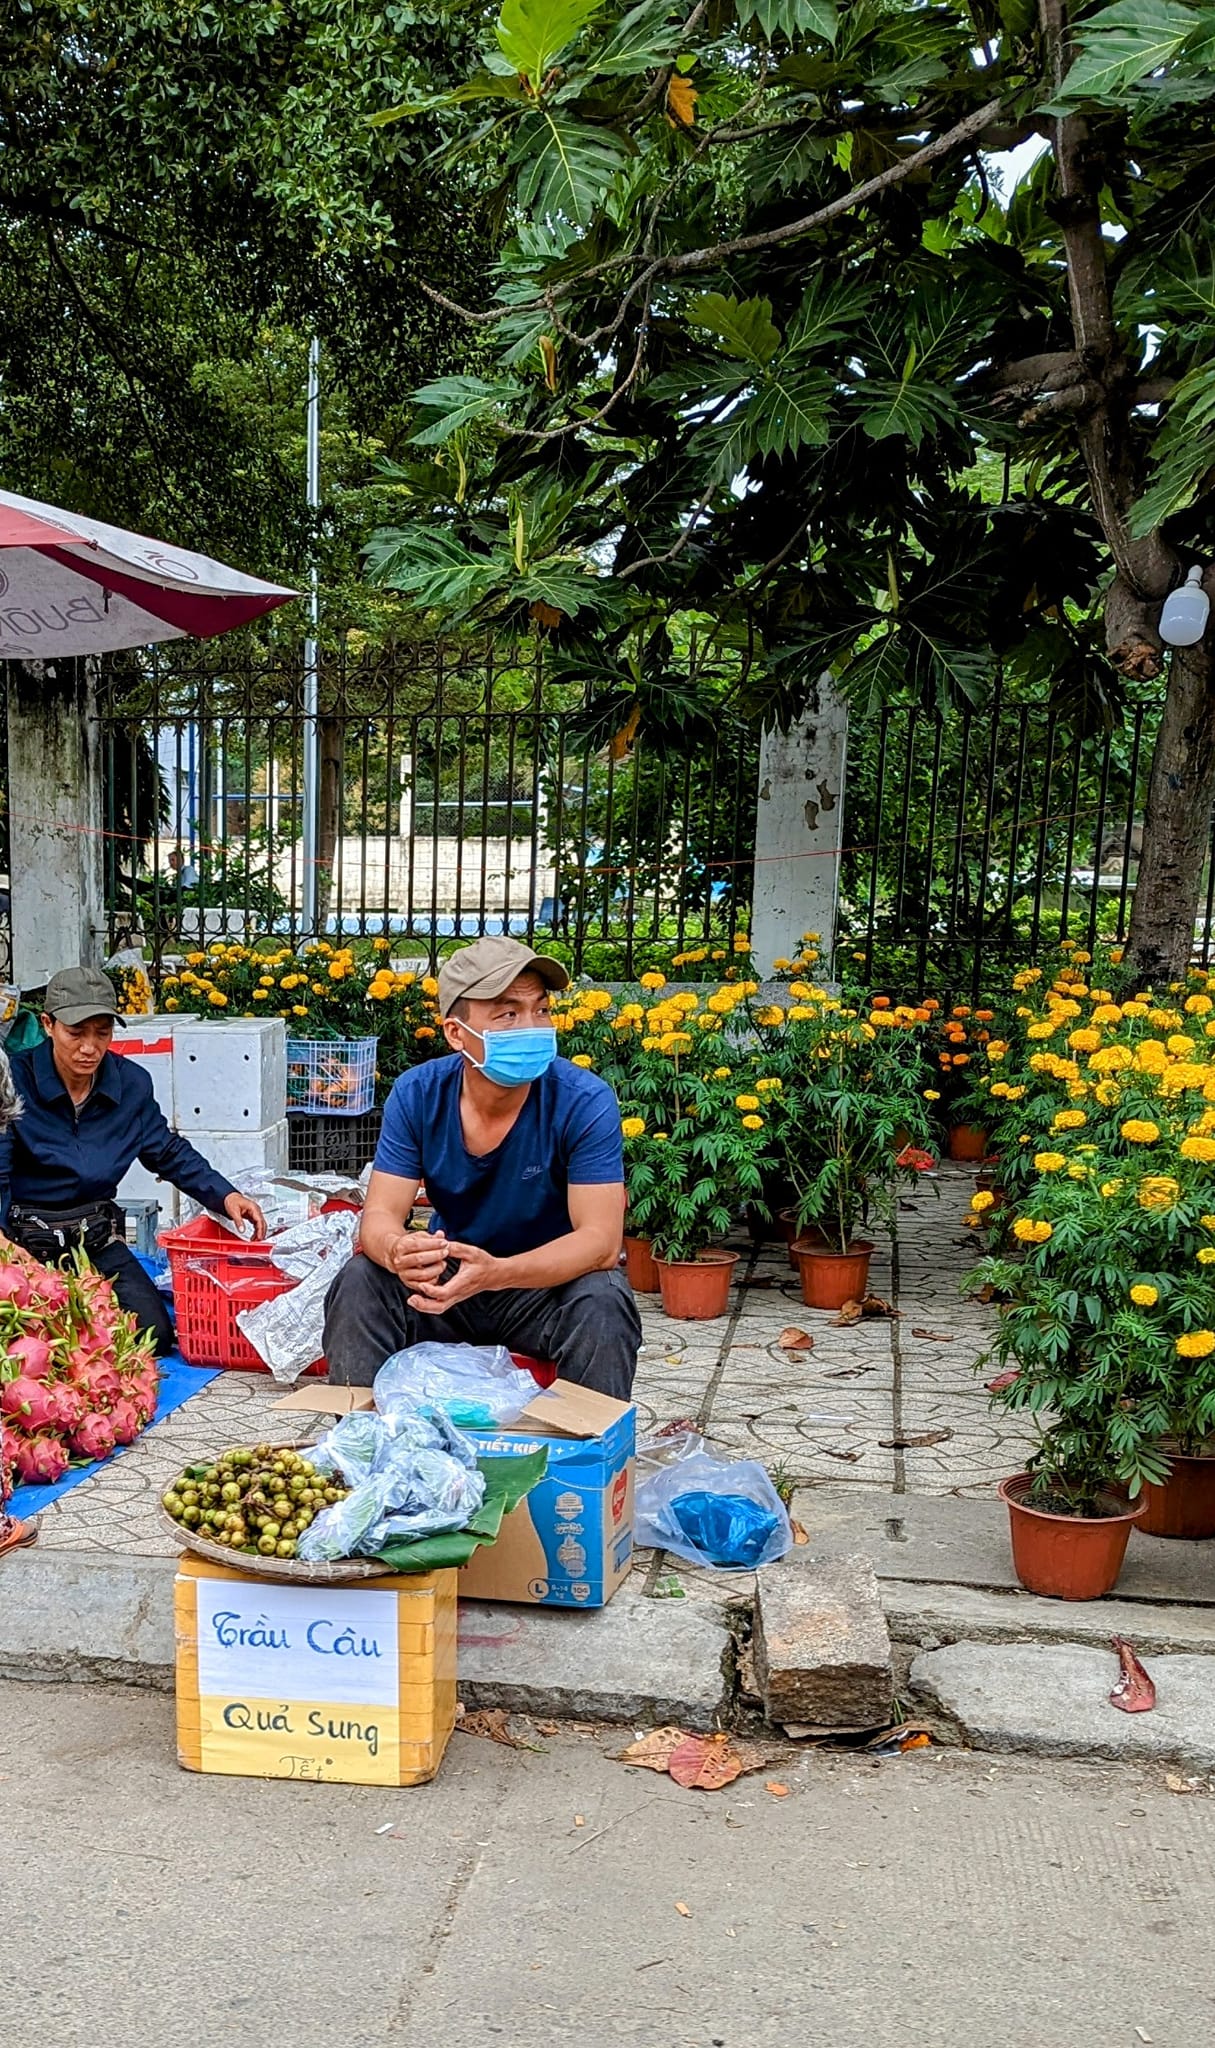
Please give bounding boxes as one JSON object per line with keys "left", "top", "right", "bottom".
{"left": 2, "top": 1680, "right": 1211, "bottom": 2048}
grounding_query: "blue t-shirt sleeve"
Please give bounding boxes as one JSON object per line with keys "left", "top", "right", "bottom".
{"left": 374, "top": 1075, "right": 424, "bottom": 1180}
{"left": 564, "top": 1078, "right": 624, "bottom": 1184}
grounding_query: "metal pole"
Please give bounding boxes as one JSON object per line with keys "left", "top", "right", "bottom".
{"left": 301, "top": 336, "right": 321, "bottom": 933}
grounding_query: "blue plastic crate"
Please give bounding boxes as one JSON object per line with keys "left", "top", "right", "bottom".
{"left": 285, "top": 1035, "right": 378, "bottom": 1116}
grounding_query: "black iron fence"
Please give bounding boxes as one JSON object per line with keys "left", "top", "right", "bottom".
{"left": 93, "top": 643, "right": 1188, "bottom": 994}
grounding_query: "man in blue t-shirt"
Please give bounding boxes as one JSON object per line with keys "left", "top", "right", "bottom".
{"left": 322, "top": 937, "right": 641, "bottom": 1399}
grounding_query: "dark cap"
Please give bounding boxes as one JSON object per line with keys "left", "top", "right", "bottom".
{"left": 43, "top": 966, "right": 126, "bottom": 1027}
{"left": 437, "top": 937, "right": 569, "bottom": 1017}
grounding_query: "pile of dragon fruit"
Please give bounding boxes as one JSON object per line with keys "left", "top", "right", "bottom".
{"left": 0, "top": 1246, "right": 159, "bottom": 1490}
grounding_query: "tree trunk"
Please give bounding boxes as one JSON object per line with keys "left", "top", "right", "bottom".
{"left": 1126, "top": 632, "right": 1215, "bottom": 983}
{"left": 315, "top": 713, "right": 343, "bottom": 930}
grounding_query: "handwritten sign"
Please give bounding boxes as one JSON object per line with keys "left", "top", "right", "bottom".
{"left": 194, "top": 1579, "right": 399, "bottom": 1707}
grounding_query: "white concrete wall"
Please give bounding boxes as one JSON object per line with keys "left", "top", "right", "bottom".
{"left": 750, "top": 676, "right": 847, "bottom": 977}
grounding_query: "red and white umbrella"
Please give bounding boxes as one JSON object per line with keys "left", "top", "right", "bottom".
{"left": 0, "top": 486, "right": 296, "bottom": 656}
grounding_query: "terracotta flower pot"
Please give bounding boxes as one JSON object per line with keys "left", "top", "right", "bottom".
{"left": 623, "top": 1234, "right": 660, "bottom": 1295}
{"left": 656, "top": 1249, "right": 740, "bottom": 1320}
{"left": 794, "top": 1239, "right": 874, "bottom": 1311}
{"left": 780, "top": 1212, "right": 824, "bottom": 1270}
{"left": 998, "top": 1473, "right": 1147, "bottom": 1600}
{"left": 1137, "top": 1450, "right": 1215, "bottom": 1540}
{"left": 948, "top": 1123, "right": 989, "bottom": 1163}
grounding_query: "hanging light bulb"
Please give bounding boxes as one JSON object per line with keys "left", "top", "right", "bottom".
{"left": 1159, "top": 566, "right": 1210, "bottom": 649}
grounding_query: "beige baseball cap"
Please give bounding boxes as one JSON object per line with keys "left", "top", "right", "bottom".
{"left": 437, "top": 937, "right": 569, "bottom": 1016}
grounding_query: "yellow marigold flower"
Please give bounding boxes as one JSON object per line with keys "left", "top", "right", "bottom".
{"left": 327, "top": 961, "right": 346, "bottom": 981}
{"left": 1149, "top": 1008, "right": 1180, "bottom": 1030}
{"left": 660, "top": 1032, "right": 693, "bottom": 1054}
{"left": 1202, "top": 1214, "right": 1215, "bottom": 1230}
{"left": 1012, "top": 1217, "right": 1052, "bottom": 1244}
{"left": 165, "top": 997, "right": 180, "bottom": 1011}
{"left": 1068, "top": 1027, "right": 1101, "bottom": 1053}
{"left": 1168, "top": 1033, "right": 1198, "bottom": 1057}
{"left": 771, "top": 957, "right": 792, "bottom": 971}
{"left": 1067, "top": 1162, "right": 1089, "bottom": 1180}
{"left": 970, "top": 1191, "right": 995, "bottom": 1212}
{"left": 252, "top": 989, "right": 268, "bottom": 1002}
{"left": 1094, "top": 1080, "right": 1121, "bottom": 1107}
{"left": 414, "top": 1026, "right": 436, "bottom": 1040}
{"left": 1005, "top": 1085, "right": 1026, "bottom": 1101}
{"left": 620, "top": 1116, "right": 646, "bottom": 1139}
{"left": 705, "top": 991, "right": 734, "bottom": 1015}
{"left": 292, "top": 1004, "right": 308, "bottom": 1018}
{"left": 207, "top": 990, "right": 228, "bottom": 1008}
{"left": 1177, "top": 1331, "right": 1215, "bottom": 1359}
{"left": 1181, "top": 1135, "right": 1215, "bottom": 1162}
{"left": 583, "top": 990, "right": 612, "bottom": 1012}
{"left": 1199, "top": 1248, "right": 1215, "bottom": 1267}
{"left": 421, "top": 976, "right": 439, "bottom": 997}
{"left": 653, "top": 1132, "right": 669, "bottom": 1143}
{"left": 1053, "top": 1109, "right": 1087, "bottom": 1131}
{"left": 923, "top": 1088, "right": 941, "bottom": 1101}
{"left": 1121, "top": 1119, "right": 1160, "bottom": 1144}
{"left": 1058, "top": 939, "right": 1076, "bottom": 952}
{"left": 755, "top": 1077, "right": 781, "bottom": 1094}
{"left": 1129, "top": 1283, "right": 1159, "bottom": 1306}
{"left": 735, "top": 1094, "right": 760, "bottom": 1112}
{"left": 1026, "top": 1021, "right": 1056, "bottom": 1040}
{"left": 1138, "top": 1175, "right": 1180, "bottom": 1211}
{"left": 311, "top": 981, "right": 326, "bottom": 995}
{"left": 1089, "top": 1045, "right": 1132, "bottom": 1073}
{"left": 1033, "top": 1151, "right": 1067, "bottom": 1173}
{"left": 986, "top": 1041, "right": 1008, "bottom": 1063}
{"left": 185, "top": 951, "right": 206, "bottom": 967}
{"left": 1120, "top": 1000, "right": 1148, "bottom": 1017}
{"left": 1100, "top": 1179, "right": 1123, "bottom": 1197}
{"left": 713, "top": 1067, "right": 732, "bottom": 1080}
{"left": 639, "top": 971, "right": 666, "bottom": 990}
{"left": 732, "top": 934, "right": 751, "bottom": 952}
{"left": 641, "top": 1036, "right": 661, "bottom": 1051}
{"left": 1090, "top": 1004, "right": 1123, "bottom": 1025}
{"left": 741, "top": 1113, "right": 764, "bottom": 1131}
{"left": 787, "top": 1005, "right": 814, "bottom": 1022}
{"left": 1185, "top": 993, "right": 1214, "bottom": 1016}
{"left": 571, "top": 1053, "right": 594, "bottom": 1069}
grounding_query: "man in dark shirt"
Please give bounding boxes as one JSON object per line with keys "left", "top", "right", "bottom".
{"left": 322, "top": 936, "right": 641, "bottom": 1398}
{"left": 0, "top": 966, "right": 266, "bottom": 1354}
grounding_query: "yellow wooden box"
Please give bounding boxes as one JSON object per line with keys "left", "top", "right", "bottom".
{"left": 174, "top": 1556, "right": 458, "bottom": 1786}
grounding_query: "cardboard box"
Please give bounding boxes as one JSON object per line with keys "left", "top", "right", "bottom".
{"left": 174, "top": 1554, "right": 457, "bottom": 1786}
{"left": 273, "top": 1379, "right": 636, "bottom": 1610}
{"left": 172, "top": 1018, "right": 287, "bottom": 1131}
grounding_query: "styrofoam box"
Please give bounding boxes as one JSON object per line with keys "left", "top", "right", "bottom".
{"left": 116, "top": 1158, "right": 180, "bottom": 1225}
{"left": 111, "top": 1014, "right": 199, "bottom": 1122}
{"left": 172, "top": 1019, "right": 287, "bottom": 1131}
{"left": 189, "top": 1118, "right": 289, "bottom": 1186}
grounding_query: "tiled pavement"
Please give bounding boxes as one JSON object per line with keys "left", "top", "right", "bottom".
{"left": 27, "top": 1164, "right": 1035, "bottom": 1561}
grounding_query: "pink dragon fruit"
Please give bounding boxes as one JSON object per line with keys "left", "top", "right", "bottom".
{"left": 7, "top": 1333, "right": 53, "bottom": 1380}
{"left": 107, "top": 1398, "right": 143, "bottom": 1446}
{"left": 70, "top": 1358, "right": 122, "bottom": 1404}
{"left": 71, "top": 1412, "right": 117, "bottom": 1461}
{"left": 0, "top": 1420, "right": 18, "bottom": 1483}
{"left": 0, "top": 1375, "right": 59, "bottom": 1429}
{"left": 46, "top": 1383, "right": 86, "bottom": 1431}
{"left": 0, "top": 1265, "right": 32, "bottom": 1309}
{"left": 28, "top": 1270, "right": 69, "bottom": 1312}
{"left": 13, "top": 1431, "right": 70, "bottom": 1485}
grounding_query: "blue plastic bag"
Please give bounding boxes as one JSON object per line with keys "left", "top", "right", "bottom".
{"left": 634, "top": 1451, "right": 792, "bottom": 1570}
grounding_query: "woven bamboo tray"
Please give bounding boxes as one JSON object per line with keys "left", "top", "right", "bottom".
{"left": 158, "top": 1441, "right": 393, "bottom": 1585}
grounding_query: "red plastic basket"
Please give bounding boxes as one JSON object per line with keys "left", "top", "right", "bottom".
{"left": 159, "top": 1213, "right": 313, "bottom": 1373}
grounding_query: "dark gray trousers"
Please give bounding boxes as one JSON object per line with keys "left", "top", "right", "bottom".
{"left": 322, "top": 1254, "right": 642, "bottom": 1402}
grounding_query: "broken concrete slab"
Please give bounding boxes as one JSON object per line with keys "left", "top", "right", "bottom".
{"left": 885, "top": 1582, "right": 1215, "bottom": 1659}
{"left": 791, "top": 1484, "right": 1215, "bottom": 1606}
{"left": 753, "top": 1553, "right": 894, "bottom": 1728}
{"left": 911, "top": 1640, "right": 1215, "bottom": 1768}
{"left": 457, "top": 1577, "right": 732, "bottom": 1728}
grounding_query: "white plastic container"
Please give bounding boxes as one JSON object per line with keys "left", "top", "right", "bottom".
{"left": 111, "top": 1013, "right": 198, "bottom": 1122}
{"left": 172, "top": 1019, "right": 287, "bottom": 1131}
{"left": 188, "top": 1118, "right": 289, "bottom": 1187}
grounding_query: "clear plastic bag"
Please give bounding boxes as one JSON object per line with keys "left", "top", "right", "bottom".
{"left": 633, "top": 1451, "right": 793, "bottom": 1571}
{"left": 297, "top": 1421, "right": 485, "bottom": 1562}
{"left": 310, "top": 1406, "right": 477, "bottom": 1488}
{"left": 373, "top": 1342, "right": 534, "bottom": 1429}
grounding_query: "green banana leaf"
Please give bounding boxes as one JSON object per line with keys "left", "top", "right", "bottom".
{"left": 372, "top": 1447, "right": 548, "bottom": 1574}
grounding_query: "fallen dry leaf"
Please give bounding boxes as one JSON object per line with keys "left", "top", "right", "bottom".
{"left": 616, "top": 1726, "right": 683, "bottom": 1773}
{"left": 819, "top": 1446, "right": 862, "bottom": 1462}
{"left": 674, "top": 1900, "right": 692, "bottom": 1917}
{"left": 1110, "top": 1636, "right": 1156, "bottom": 1715}
{"left": 791, "top": 1518, "right": 809, "bottom": 1546}
{"left": 879, "top": 1428, "right": 954, "bottom": 1449}
{"left": 654, "top": 1416, "right": 699, "bottom": 1439}
{"left": 535, "top": 1721, "right": 559, "bottom": 1737}
{"left": 1166, "top": 1773, "right": 1201, "bottom": 1794}
{"left": 832, "top": 1300, "right": 863, "bottom": 1326}
{"left": 985, "top": 1369, "right": 1020, "bottom": 1392}
{"left": 459, "top": 1708, "right": 542, "bottom": 1750}
{"left": 669, "top": 1733, "right": 749, "bottom": 1791}
{"left": 777, "top": 1325, "right": 814, "bottom": 1351}
{"left": 910, "top": 1328, "right": 955, "bottom": 1343}
{"left": 860, "top": 1294, "right": 899, "bottom": 1318}
{"left": 766, "top": 1781, "right": 790, "bottom": 1798}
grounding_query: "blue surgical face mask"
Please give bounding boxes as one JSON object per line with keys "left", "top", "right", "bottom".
{"left": 462, "top": 1023, "right": 557, "bottom": 1087}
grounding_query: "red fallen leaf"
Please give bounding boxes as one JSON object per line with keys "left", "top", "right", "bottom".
{"left": 654, "top": 1417, "right": 699, "bottom": 1439}
{"left": 777, "top": 1325, "right": 814, "bottom": 1351}
{"left": 668, "top": 1733, "right": 747, "bottom": 1791}
{"left": 1110, "top": 1636, "right": 1156, "bottom": 1714}
{"left": 791, "top": 1518, "right": 809, "bottom": 1545}
{"left": 895, "top": 1145, "right": 936, "bottom": 1171}
{"left": 616, "top": 1726, "right": 683, "bottom": 1772}
{"left": 985, "top": 1369, "right": 1020, "bottom": 1392}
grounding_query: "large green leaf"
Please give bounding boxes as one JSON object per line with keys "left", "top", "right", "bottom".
{"left": 364, "top": 529, "right": 505, "bottom": 610}
{"left": 738, "top": 0, "right": 838, "bottom": 43}
{"left": 853, "top": 377, "right": 958, "bottom": 446}
{"left": 593, "top": 0, "right": 683, "bottom": 73}
{"left": 746, "top": 366, "right": 833, "bottom": 456}
{"left": 512, "top": 110, "right": 632, "bottom": 224}
{"left": 407, "top": 375, "right": 523, "bottom": 446}
{"left": 1050, "top": 0, "right": 1198, "bottom": 103}
{"left": 497, "top": 0, "right": 606, "bottom": 85}
{"left": 1129, "top": 361, "right": 1215, "bottom": 535}
{"left": 367, "top": 74, "right": 527, "bottom": 124}
{"left": 687, "top": 292, "right": 782, "bottom": 363}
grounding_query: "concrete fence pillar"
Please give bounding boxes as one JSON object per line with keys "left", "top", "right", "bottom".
{"left": 7, "top": 657, "right": 106, "bottom": 988}
{"left": 750, "top": 674, "right": 847, "bottom": 978}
